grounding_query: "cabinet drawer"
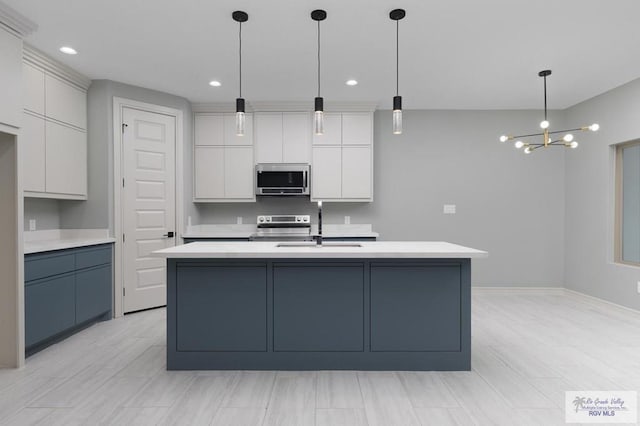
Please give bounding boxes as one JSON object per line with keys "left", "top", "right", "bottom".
{"left": 25, "top": 252, "right": 75, "bottom": 282}
{"left": 25, "top": 273, "right": 76, "bottom": 347}
{"left": 76, "top": 265, "right": 112, "bottom": 324}
{"left": 75, "top": 246, "right": 112, "bottom": 270}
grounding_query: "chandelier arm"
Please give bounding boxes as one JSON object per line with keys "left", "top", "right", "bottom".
{"left": 548, "top": 127, "right": 585, "bottom": 135}
{"left": 510, "top": 132, "right": 545, "bottom": 139}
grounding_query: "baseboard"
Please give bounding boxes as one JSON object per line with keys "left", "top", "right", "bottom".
{"left": 563, "top": 288, "right": 640, "bottom": 316}
{"left": 472, "top": 286, "right": 564, "bottom": 294}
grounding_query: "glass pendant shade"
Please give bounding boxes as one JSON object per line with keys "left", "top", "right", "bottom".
{"left": 392, "top": 95, "right": 402, "bottom": 134}
{"left": 236, "top": 98, "right": 245, "bottom": 136}
{"left": 314, "top": 97, "right": 324, "bottom": 135}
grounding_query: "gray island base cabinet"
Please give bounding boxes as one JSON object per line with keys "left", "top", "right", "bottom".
{"left": 167, "top": 258, "right": 470, "bottom": 371}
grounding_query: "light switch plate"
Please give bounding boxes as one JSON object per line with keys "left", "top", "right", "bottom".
{"left": 443, "top": 204, "right": 456, "bottom": 214}
{"left": 345, "top": 216, "right": 351, "bottom": 225}
{"left": 637, "top": 281, "right": 640, "bottom": 294}
{"left": 29, "top": 219, "right": 36, "bottom": 231}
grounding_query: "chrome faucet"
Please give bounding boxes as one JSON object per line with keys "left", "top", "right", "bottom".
{"left": 316, "top": 200, "right": 323, "bottom": 246}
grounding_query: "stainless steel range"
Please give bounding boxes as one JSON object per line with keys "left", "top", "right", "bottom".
{"left": 249, "top": 215, "right": 312, "bottom": 241}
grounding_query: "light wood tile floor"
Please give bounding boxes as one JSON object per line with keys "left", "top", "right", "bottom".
{"left": 1, "top": 289, "right": 639, "bottom": 425}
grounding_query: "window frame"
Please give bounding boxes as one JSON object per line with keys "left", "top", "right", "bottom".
{"left": 615, "top": 139, "right": 640, "bottom": 267}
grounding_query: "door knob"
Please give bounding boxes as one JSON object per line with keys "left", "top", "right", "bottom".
{"left": 163, "top": 231, "right": 175, "bottom": 238}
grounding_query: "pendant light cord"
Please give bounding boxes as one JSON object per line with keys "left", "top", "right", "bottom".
{"left": 239, "top": 21, "right": 242, "bottom": 98}
{"left": 396, "top": 19, "right": 399, "bottom": 96}
{"left": 317, "top": 20, "right": 321, "bottom": 97}
{"left": 543, "top": 74, "right": 547, "bottom": 121}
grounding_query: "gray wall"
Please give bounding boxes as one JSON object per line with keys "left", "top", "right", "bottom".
{"left": 565, "top": 77, "right": 640, "bottom": 310}
{"left": 23, "top": 198, "right": 60, "bottom": 230}
{"left": 196, "top": 109, "right": 567, "bottom": 287}
{"left": 59, "top": 80, "right": 196, "bottom": 233}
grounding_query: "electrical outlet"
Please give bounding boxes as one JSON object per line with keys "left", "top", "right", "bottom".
{"left": 637, "top": 281, "right": 640, "bottom": 294}
{"left": 29, "top": 219, "right": 36, "bottom": 231}
{"left": 344, "top": 216, "right": 351, "bottom": 225}
{"left": 443, "top": 204, "right": 456, "bottom": 214}
{"left": 236, "top": 216, "right": 243, "bottom": 225}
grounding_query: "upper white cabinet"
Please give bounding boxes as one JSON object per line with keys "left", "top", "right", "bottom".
{"left": 255, "top": 112, "right": 310, "bottom": 163}
{"left": 193, "top": 113, "right": 255, "bottom": 202}
{"left": 311, "top": 112, "right": 374, "bottom": 202}
{"left": 0, "top": 28, "right": 23, "bottom": 130}
{"left": 21, "top": 46, "right": 90, "bottom": 200}
{"left": 44, "top": 75, "right": 87, "bottom": 129}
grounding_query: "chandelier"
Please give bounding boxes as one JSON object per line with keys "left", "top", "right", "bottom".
{"left": 500, "top": 70, "right": 599, "bottom": 154}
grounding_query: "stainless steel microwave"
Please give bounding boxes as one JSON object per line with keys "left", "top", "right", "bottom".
{"left": 255, "top": 163, "right": 310, "bottom": 196}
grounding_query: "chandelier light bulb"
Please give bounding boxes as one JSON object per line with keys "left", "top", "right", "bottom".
{"left": 589, "top": 123, "right": 600, "bottom": 132}
{"left": 563, "top": 134, "right": 574, "bottom": 142}
{"left": 540, "top": 120, "right": 550, "bottom": 129}
{"left": 499, "top": 135, "right": 509, "bottom": 143}
{"left": 570, "top": 141, "right": 579, "bottom": 149}
{"left": 514, "top": 141, "right": 524, "bottom": 149}
{"left": 524, "top": 146, "right": 532, "bottom": 154}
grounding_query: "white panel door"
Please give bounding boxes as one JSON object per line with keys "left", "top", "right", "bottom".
{"left": 194, "top": 114, "right": 224, "bottom": 146}
{"left": 312, "top": 146, "right": 342, "bottom": 199}
{"left": 194, "top": 146, "right": 225, "bottom": 199}
{"left": 45, "top": 75, "right": 87, "bottom": 129}
{"left": 255, "top": 112, "right": 283, "bottom": 163}
{"left": 224, "top": 113, "right": 253, "bottom": 146}
{"left": 312, "top": 113, "right": 341, "bottom": 145}
{"left": 342, "top": 146, "right": 372, "bottom": 199}
{"left": 23, "top": 63, "right": 45, "bottom": 115}
{"left": 22, "top": 113, "right": 46, "bottom": 193}
{"left": 45, "top": 121, "right": 87, "bottom": 196}
{"left": 224, "top": 146, "right": 254, "bottom": 199}
{"left": 342, "top": 113, "right": 372, "bottom": 145}
{"left": 283, "top": 112, "right": 311, "bottom": 163}
{"left": 122, "top": 107, "right": 176, "bottom": 313}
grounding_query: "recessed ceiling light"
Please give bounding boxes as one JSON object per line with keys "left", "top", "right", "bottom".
{"left": 209, "top": 80, "right": 221, "bottom": 87}
{"left": 346, "top": 79, "right": 358, "bottom": 86}
{"left": 59, "top": 46, "right": 77, "bottom": 55}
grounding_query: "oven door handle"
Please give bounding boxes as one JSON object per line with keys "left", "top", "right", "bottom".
{"left": 304, "top": 170, "right": 308, "bottom": 188}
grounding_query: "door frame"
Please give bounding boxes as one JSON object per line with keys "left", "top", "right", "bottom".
{"left": 112, "top": 97, "right": 184, "bottom": 317}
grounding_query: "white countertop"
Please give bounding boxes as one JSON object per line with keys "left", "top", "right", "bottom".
{"left": 153, "top": 241, "right": 488, "bottom": 259}
{"left": 182, "top": 224, "right": 379, "bottom": 239}
{"left": 24, "top": 229, "right": 115, "bottom": 254}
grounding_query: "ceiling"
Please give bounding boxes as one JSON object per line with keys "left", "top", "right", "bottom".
{"left": 6, "top": 0, "right": 640, "bottom": 110}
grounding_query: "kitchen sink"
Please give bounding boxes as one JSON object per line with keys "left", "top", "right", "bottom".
{"left": 276, "top": 242, "right": 362, "bottom": 248}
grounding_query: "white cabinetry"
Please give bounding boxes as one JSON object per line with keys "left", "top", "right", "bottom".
{"left": 255, "top": 112, "right": 310, "bottom": 163}
{"left": 22, "top": 53, "right": 88, "bottom": 200}
{"left": 193, "top": 113, "right": 255, "bottom": 202}
{"left": 0, "top": 28, "right": 22, "bottom": 130}
{"left": 311, "top": 112, "right": 373, "bottom": 202}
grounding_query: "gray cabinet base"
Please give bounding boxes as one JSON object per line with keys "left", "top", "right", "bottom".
{"left": 167, "top": 258, "right": 471, "bottom": 371}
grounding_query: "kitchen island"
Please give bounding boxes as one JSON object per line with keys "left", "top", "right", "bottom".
{"left": 154, "top": 241, "right": 487, "bottom": 371}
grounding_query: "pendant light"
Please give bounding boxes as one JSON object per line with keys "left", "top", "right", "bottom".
{"left": 500, "top": 70, "right": 599, "bottom": 153}
{"left": 390, "top": 8, "right": 406, "bottom": 135}
{"left": 311, "top": 9, "right": 327, "bottom": 135}
{"left": 232, "top": 11, "right": 248, "bottom": 136}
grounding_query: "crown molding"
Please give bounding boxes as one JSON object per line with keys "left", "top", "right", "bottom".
{"left": 23, "top": 44, "right": 91, "bottom": 91}
{"left": 192, "top": 100, "right": 378, "bottom": 113}
{"left": 0, "top": 2, "right": 37, "bottom": 37}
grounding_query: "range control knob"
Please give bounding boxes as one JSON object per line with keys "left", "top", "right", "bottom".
{"left": 258, "top": 217, "right": 265, "bottom": 223}
{"left": 296, "top": 217, "right": 301, "bottom": 222}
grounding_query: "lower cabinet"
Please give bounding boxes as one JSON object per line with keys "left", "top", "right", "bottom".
{"left": 25, "top": 244, "right": 113, "bottom": 354}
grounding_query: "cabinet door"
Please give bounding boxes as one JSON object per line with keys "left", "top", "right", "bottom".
{"left": 224, "top": 146, "right": 254, "bottom": 199}
{"left": 224, "top": 113, "right": 253, "bottom": 146}
{"left": 194, "top": 146, "right": 225, "bottom": 199}
{"left": 312, "top": 146, "right": 342, "bottom": 199}
{"left": 342, "top": 146, "right": 372, "bottom": 200}
{"left": 0, "top": 29, "right": 22, "bottom": 128}
{"left": 254, "top": 112, "right": 283, "bottom": 163}
{"left": 282, "top": 112, "right": 311, "bottom": 163}
{"left": 312, "top": 113, "right": 341, "bottom": 145}
{"left": 22, "top": 113, "right": 46, "bottom": 193}
{"left": 194, "top": 114, "right": 224, "bottom": 146}
{"left": 25, "top": 273, "right": 76, "bottom": 348}
{"left": 76, "top": 265, "right": 111, "bottom": 324}
{"left": 342, "top": 113, "right": 372, "bottom": 145}
{"left": 45, "top": 121, "right": 87, "bottom": 196}
{"left": 45, "top": 75, "right": 87, "bottom": 129}
{"left": 23, "top": 63, "right": 45, "bottom": 115}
